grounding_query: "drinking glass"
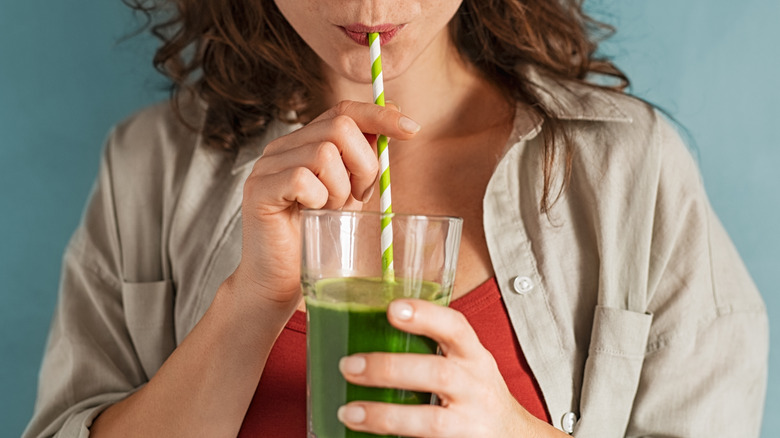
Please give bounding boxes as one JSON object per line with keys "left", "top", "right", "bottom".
{"left": 301, "top": 209, "right": 463, "bottom": 438}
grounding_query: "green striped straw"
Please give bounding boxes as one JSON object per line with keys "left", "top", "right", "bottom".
{"left": 369, "top": 32, "right": 394, "bottom": 283}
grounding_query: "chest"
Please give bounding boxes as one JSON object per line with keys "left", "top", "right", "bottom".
{"left": 364, "top": 133, "right": 509, "bottom": 296}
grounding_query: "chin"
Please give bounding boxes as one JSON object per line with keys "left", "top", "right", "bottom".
{"left": 318, "top": 42, "right": 411, "bottom": 94}
{"left": 328, "top": 51, "right": 380, "bottom": 85}
{"left": 338, "top": 64, "right": 375, "bottom": 86}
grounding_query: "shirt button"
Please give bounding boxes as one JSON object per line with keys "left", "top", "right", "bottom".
{"left": 561, "top": 411, "right": 578, "bottom": 434}
{"left": 512, "top": 276, "right": 534, "bottom": 295}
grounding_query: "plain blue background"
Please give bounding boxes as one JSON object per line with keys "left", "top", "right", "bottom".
{"left": 1, "top": 0, "right": 777, "bottom": 436}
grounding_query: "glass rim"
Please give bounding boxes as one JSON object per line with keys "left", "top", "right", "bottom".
{"left": 301, "top": 208, "right": 463, "bottom": 224}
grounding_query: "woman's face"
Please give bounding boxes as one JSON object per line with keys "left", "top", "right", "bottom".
{"left": 274, "top": 0, "right": 463, "bottom": 85}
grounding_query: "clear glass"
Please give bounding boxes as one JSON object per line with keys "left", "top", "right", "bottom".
{"left": 301, "top": 210, "right": 463, "bottom": 438}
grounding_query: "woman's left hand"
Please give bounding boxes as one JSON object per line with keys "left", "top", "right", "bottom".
{"left": 337, "top": 299, "right": 568, "bottom": 437}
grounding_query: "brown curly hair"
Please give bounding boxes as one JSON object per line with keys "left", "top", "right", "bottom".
{"left": 124, "top": 0, "right": 629, "bottom": 212}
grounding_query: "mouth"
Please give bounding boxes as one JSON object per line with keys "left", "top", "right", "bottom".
{"left": 339, "top": 23, "right": 405, "bottom": 46}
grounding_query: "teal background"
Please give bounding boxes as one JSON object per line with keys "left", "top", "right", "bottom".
{"left": 1, "top": 0, "right": 777, "bottom": 436}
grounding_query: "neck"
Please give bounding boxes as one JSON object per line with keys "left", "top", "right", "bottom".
{"left": 316, "top": 30, "right": 512, "bottom": 142}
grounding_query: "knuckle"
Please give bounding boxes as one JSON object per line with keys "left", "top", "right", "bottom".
{"left": 249, "top": 156, "right": 269, "bottom": 175}
{"left": 331, "top": 114, "right": 356, "bottom": 137}
{"left": 315, "top": 141, "right": 340, "bottom": 164}
{"left": 380, "top": 104, "right": 398, "bottom": 118}
{"left": 435, "top": 360, "right": 457, "bottom": 391}
{"left": 430, "top": 408, "right": 451, "bottom": 436}
{"left": 448, "top": 312, "right": 472, "bottom": 341}
{"left": 376, "top": 354, "right": 397, "bottom": 380}
{"left": 373, "top": 410, "right": 394, "bottom": 434}
{"left": 325, "top": 188, "right": 350, "bottom": 210}
{"left": 242, "top": 174, "right": 261, "bottom": 198}
{"left": 290, "top": 167, "right": 311, "bottom": 191}
{"left": 263, "top": 137, "right": 283, "bottom": 154}
{"left": 333, "top": 184, "right": 351, "bottom": 202}
{"left": 453, "top": 310, "right": 470, "bottom": 328}
{"left": 478, "top": 344, "right": 495, "bottom": 362}
{"left": 334, "top": 100, "right": 355, "bottom": 115}
{"left": 367, "top": 155, "right": 380, "bottom": 174}
{"left": 483, "top": 353, "right": 502, "bottom": 376}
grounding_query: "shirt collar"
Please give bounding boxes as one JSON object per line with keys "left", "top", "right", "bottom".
{"left": 523, "top": 66, "right": 634, "bottom": 123}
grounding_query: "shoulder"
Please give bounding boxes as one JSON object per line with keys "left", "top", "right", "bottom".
{"left": 526, "top": 68, "right": 681, "bottom": 155}
{"left": 527, "top": 73, "right": 696, "bottom": 190}
{"left": 108, "top": 96, "right": 206, "bottom": 168}
{"left": 97, "top": 98, "right": 217, "bottom": 257}
{"left": 100, "top": 96, "right": 230, "bottom": 214}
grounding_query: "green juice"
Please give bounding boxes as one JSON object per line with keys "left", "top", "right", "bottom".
{"left": 306, "top": 277, "right": 448, "bottom": 438}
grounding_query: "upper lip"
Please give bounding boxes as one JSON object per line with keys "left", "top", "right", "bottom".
{"left": 341, "top": 23, "right": 400, "bottom": 33}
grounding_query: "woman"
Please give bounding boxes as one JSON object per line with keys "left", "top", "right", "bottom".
{"left": 25, "top": 0, "right": 767, "bottom": 437}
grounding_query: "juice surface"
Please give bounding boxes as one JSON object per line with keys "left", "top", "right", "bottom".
{"left": 306, "top": 277, "right": 447, "bottom": 438}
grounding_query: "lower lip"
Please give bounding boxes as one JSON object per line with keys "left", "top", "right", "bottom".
{"left": 340, "top": 26, "right": 403, "bottom": 46}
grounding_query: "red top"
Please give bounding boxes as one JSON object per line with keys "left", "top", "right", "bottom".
{"left": 237, "top": 277, "right": 551, "bottom": 436}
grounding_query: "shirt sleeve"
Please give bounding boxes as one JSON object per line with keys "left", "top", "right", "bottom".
{"left": 23, "top": 131, "right": 149, "bottom": 438}
{"left": 625, "top": 117, "right": 769, "bottom": 437}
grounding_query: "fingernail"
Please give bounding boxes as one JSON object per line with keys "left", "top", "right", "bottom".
{"left": 389, "top": 301, "right": 414, "bottom": 320}
{"left": 399, "top": 116, "right": 421, "bottom": 134}
{"left": 339, "top": 356, "right": 366, "bottom": 375}
{"left": 338, "top": 405, "right": 366, "bottom": 424}
{"left": 361, "top": 186, "right": 374, "bottom": 203}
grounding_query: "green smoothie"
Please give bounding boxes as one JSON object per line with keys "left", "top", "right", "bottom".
{"left": 306, "top": 277, "right": 449, "bottom": 438}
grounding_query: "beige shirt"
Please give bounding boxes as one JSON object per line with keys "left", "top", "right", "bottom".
{"left": 25, "top": 75, "right": 768, "bottom": 437}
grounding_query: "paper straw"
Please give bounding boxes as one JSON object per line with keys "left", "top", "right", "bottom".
{"left": 369, "top": 32, "right": 394, "bottom": 283}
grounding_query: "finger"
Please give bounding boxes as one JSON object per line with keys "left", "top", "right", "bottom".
{"left": 311, "top": 100, "right": 421, "bottom": 140}
{"left": 338, "top": 402, "right": 460, "bottom": 437}
{"left": 339, "top": 353, "right": 468, "bottom": 401}
{"left": 387, "top": 300, "right": 484, "bottom": 359}
{"left": 384, "top": 100, "right": 401, "bottom": 112}
{"left": 254, "top": 142, "right": 352, "bottom": 209}
{"left": 264, "top": 115, "right": 378, "bottom": 202}
{"left": 243, "top": 167, "right": 328, "bottom": 216}
{"left": 342, "top": 195, "right": 364, "bottom": 211}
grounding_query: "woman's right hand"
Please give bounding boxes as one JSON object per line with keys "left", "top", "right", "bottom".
{"left": 226, "top": 100, "right": 421, "bottom": 308}
{"left": 92, "top": 102, "right": 421, "bottom": 438}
